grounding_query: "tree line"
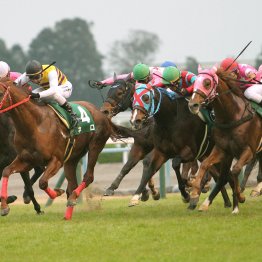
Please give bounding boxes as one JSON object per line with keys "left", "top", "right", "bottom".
{"left": 1, "top": 17, "right": 262, "bottom": 107}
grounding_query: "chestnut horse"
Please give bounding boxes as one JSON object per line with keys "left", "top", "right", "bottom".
{"left": 129, "top": 83, "right": 231, "bottom": 207}
{"left": 0, "top": 78, "right": 126, "bottom": 220}
{"left": 188, "top": 66, "right": 262, "bottom": 213}
{"left": 99, "top": 77, "right": 199, "bottom": 204}
{"left": 0, "top": 114, "right": 44, "bottom": 213}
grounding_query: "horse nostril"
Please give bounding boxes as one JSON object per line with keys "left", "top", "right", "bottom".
{"left": 192, "top": 103, "right": 199, "bottom": 109}
{"left": 134, "top": 119, "right": 141, "bottom": 126}
{"left": 102, "top": 109, "right": 109, "bottom": 116}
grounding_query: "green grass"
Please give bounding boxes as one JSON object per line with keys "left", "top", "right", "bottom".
{"left": 0, "top": 191, "right": 262, "bottom": 262}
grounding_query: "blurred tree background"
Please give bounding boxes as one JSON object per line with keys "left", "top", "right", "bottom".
{"left": 1, "top": 17, "right": 261, "bottom": 107}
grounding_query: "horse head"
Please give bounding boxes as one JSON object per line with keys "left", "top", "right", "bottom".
{"left": 100, "top": 73, "right": 135, "bottom": 118}
{"left": 130, "top": 83, "right": 161, "bottom": 130}
{"left": 188, "top": 65, "right": 218, "bottom": 114}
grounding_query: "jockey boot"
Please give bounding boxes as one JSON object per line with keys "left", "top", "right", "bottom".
{"left": 259, "top": 100, "right": 262, "bottom": 107}
{"left": 61, "top": 102, "right": 79, "bottom": 128}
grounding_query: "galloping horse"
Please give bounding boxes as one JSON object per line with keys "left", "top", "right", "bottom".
{"left": 0, "top": 114, "right": 44, "bottom": 214}
{"left": 129, "top": 83, "right": 231, "bottom": 207}
{"left": 99, "top": 76, "right": 199, "bottom": 203}
{"left": 188, "top": 66, "right": 262, "bottom": 213}
{"left": 0, "top": 78, "right": 126, "bottom": 219}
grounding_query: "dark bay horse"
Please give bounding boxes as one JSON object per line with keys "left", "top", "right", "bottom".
{"left": 0, "top": 78, "right": 126, "bottom": 220}
{"left": 129, "top": 83, "right": 231, "bottom": 207}
{"left": 99, "top": 77, "right": 199, "bottom": 204}
{"left": 188, "top": 66, "right": 262, "bottom": 213}
{"left": 0, "top": 114, "right": 44, "bottom": 213}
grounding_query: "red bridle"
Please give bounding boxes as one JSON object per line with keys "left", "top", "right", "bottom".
{"left": 0, "top": 82, "right": 31, "bottom": 114}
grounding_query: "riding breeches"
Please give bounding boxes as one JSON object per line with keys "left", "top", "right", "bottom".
{"left": 244, "top": 84, "right": 262, "bottom": 103}
{"left": 33, "top": 81, "right": 73, "bottom": 105}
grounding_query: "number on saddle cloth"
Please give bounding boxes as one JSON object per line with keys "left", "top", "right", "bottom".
{"left": 48, "top": 102, "right": 96, "bottom": 135}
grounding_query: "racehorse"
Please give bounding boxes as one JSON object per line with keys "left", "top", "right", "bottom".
{"left": 129, "top": 83, "right": 231, "bottom": 207}
{"left": 0, "top": 78, "right": 127, "bottom": 220}
{"left": 188, "top": 66, "right": 262, "bottom": 213}
{"left": 99, "top": 76, "right": 199, "bottom": 203}
{"left": 0, "top": 114, "right": 44, "bottom": 214}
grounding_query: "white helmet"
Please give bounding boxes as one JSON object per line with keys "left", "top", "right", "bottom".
{"left": 0, "top": 61, "right": 10, "bottom": 78}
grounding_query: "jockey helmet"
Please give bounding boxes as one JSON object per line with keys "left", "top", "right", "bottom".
{"left": 161, "top": 61, "right": 177, "bottom": 68}
{"left": 133, "top": 63, "right": 150, "bottom": 81}
{"left": 220, "top": 58, "right": 238, "bottom": 72}
{"left": 26, "top": 60, "right": 42, "bottom": 79}
{"left": 0, "top": 61, "right": 10, "bottom": 78}
{"left": 162, "top": 66, "right": 181, "bottom": 85}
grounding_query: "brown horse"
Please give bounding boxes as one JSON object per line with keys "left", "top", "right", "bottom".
{"left": 0, "top": 78, "right": 126, "bottom": 220}
{"left": 99, "top": 77, "right": 199, "bottom": 204}
{"left": 0, "top": 114, "right": 44, "bottom": 213}
{"left": 188, "top": 66, "right": 262, "bottom": 213}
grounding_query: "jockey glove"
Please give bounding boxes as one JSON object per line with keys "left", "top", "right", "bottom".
{"left": 30, "top": 92, "right": 40, "bottom": 99}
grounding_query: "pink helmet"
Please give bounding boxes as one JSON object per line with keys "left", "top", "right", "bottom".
{"left": 220, "top": 58, "right": 238, "bottom": 72}
{"left": 0, "top": 61, "right": 10, "bottom": 78}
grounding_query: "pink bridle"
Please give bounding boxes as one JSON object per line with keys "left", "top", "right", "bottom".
{"left": 193, "top": 66, "right": 219, "bottom": 103}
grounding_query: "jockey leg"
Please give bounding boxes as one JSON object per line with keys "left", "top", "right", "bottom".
{"left": 61, "top": 101, "right": 79, "bottom": 128}
{"left": 244, "top": 84, "right": 262, "bottom": 104}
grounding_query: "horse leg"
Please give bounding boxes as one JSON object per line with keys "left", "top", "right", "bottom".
{"left": 23, "top": 166, "right": 45, "bottom": 204}
{"left": 231, "top": 148, "right": 254, "bottom": 213}
{"left": 189, "top": 146, "right": 225, "bottom": 210}
{"left": 63, "top": 161, "right": 79, "bottom": 199}
{"left": 240, "top": 157, "right": 257, "bottom": 193}
{"left": 20, "top": 172, "right": 43, "bottom": 214}
{"left": 250, "top": 153, "right": 262, "bottom": 197}
{"left": 198, "top": 157, "right": 233, "bottom": 211}
{"left": 66, "top": 141, "right": 105, "bottom": 219}
{"left": 38, "top": 156, "right": 64, "bottom": 199}
{"left": 104, "top": 144, "right": 146, "bottom": 196}
{"left": 1, "top": 157, "right": 31, "bottom": 216}
{"left": 172, "top": 157, "right": 190, "bottom": 203}
{"left": 129, "top": 149, "right": 167, "bottom": 207}
{"left": 147, "top": 177, "right": 160, "bottom": 201}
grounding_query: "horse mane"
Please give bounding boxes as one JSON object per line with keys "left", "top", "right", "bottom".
{"left": 216, "top": 68, "right": 245, "bottom": 99}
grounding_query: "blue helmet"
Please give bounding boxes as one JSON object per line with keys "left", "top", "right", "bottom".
{"left": 161, "top": 61, "right": 177, "bottom": 68}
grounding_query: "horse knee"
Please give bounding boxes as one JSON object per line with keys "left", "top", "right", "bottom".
{"left": 142, "top": 157, "right": 151, "bottom": 168}
{"left": 39, "top": 178, "right": 48, "bottom": 190}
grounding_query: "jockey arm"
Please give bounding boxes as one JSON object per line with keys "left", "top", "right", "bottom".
{"left": 101, "top": 73, "right": 134, "bottom": 85}
{"left": 14, "top": 73, "right": 29, "bottom": 86}
{"left": 38, "top": 70, "right": 58, "bottom": 98}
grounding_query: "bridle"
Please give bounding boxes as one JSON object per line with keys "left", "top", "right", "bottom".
{"left": 0, "top": 82, "right": 30, "bottom": 114}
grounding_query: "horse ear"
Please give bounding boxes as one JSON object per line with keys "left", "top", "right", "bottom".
{"left": 211, "top": 65, "right": 218, "bottom": 73}
{"left": 113, "top": 72, "right": 117, "bottom": 81}
{"left": 125, "top": 73, "right": 132, "bottom": 81}
{"left": 198, "top": 64, "right": 203, "bottom": 73}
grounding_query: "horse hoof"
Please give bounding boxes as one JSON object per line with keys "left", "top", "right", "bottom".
{"left": 128, "top": 195, "right": 140, "bottom": 207}
{"left": 7, "top": 195, "right": 17, "bottom": 204}
{"left": 141, "top": 190, "right": 149, "bottom": 202}
{"left": 188, "top": 196, "right": 199, "bottom": 210}
{"left": 54, "top": 188, "right": 65, "bottom": 197}
{"left": 224, "top": 202, "right": 232, "bottom": 208}
{"left": 36, "top": 211, "right": 45, "bottom": 215}
{"left": 238, "top": 195, "right": 245, "bottom": 204}
{"left": 182, "top": 196, "right": 190, "bottom": 203}
{"left": 152, "top": 192, "right": 160, "bottom": 201}
{"left": 104, "top": 188, "right": 115, "bottom": 196}
{"left": 250, "top": 190, "right": 261, "bottom": 197}
{"left": 23, "top": 196, "right": 31, "bottom": 204}
{"left": 198, "top": 204, "right": 209, "bottom": 212}
{"left": 232, "top": 207, "right": 239, "bottom": 214}
{"left": 67, "top": 200, "right": 77, "bottom": 207}
{"left": 1, "top": 207, "right": 10, "bottom": 216}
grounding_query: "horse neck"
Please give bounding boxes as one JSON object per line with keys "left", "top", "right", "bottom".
{"left": 213, "top": 80, "right": 246, "bottom": 122}
{"left": 8, "top": 87, "right": 43, "bottom": 135}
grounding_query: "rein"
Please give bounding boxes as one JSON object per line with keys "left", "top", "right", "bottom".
{"left": 0, "top": 83, "right": 30, "bottom": 114}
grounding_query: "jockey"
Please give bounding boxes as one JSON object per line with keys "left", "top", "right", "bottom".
{"left": 160, "top": 61, "right": 177, "bottom": 68}
{"left": 220, "top": 57, "right": 262, "bottom": 106}
{"left": 161, "top": 66, "right": 196, "bottom": 95}
{"left": 99, "top": 62, "right": 176, "bottom": 87}
{"left": 0, "top": 61, "right": 21, "bottom": 81}
{"left": 15, "top": 60, "right": 79, "bottom": 128}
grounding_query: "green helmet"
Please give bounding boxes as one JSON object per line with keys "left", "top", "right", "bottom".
{"left": 25, "top": 60, "right": 42, "bottom": 77}
{"left": 133, "top": 63, "right": 150, "bottom": 81}
{"left": 162, "top": 66, "right": 181, "bottom": 85}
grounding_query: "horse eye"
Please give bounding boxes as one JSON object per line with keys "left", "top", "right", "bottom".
{"left": 203, "top": 79, "right": 211, "bottom": 89}
{"left": 142, "top": 94, "right": 150, "bottom": 104}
